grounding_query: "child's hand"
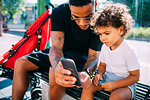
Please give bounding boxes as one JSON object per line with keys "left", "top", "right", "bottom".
{"left": 101, "top": 81, "right": 117, "bottom": 92}
{"left": 93, "top": 74, "right": 103, "bottom": 86}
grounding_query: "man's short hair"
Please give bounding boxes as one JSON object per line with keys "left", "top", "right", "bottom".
{"left": 69, "top": 0, "right": 94, "bottom": 7}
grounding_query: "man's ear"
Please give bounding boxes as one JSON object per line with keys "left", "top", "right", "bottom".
{"left": 69, "top": 4, "right": 72, "bottom": 11}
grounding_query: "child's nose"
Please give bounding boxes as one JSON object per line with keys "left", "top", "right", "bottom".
{"left": 101, "top": 35, "right": 106, "bottom": 41}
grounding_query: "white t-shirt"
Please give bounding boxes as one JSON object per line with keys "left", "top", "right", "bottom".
{"left": 99, "top": 40, "right": 140, "bottom": 78}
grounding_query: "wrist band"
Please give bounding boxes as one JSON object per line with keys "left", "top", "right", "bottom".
{"left": 84, "top": 68, "right": 97, "bottom": 79}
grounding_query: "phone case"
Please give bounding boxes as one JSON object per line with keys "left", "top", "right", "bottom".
{"left": 60, "top": 58, "right": 81, "bottom": 86}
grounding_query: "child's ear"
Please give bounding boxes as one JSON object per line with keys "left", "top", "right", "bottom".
{"left": 119, "top": 26, "right": 124, "bottom": 36}
{"left": 69, "top": 4, "right": 70, "bottom": 8}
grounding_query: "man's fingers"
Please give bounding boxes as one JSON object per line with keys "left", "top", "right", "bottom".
{"left": 81, "top": 77, "right": 92, "bottom": 89}
{"left": 54, "top": 66, "right": 77, "bottom": 87}
{"left": 55, "top": 65, "right": 71, "bottom": 75}
{"left": 55, "top": 73, "right": 76, "bottom": 82}
{"left": 56, "top": 78, "right": 76, "bottom": 87}
{"left": 84, "top": 80, "right": 92, "bottom": 89}
{"left": 75, "top": 85, "right": 82, "bottom": 88}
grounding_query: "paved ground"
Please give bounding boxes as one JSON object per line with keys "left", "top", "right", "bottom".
{"left": 0, "top": 29, "right": 150, "bottom": 99}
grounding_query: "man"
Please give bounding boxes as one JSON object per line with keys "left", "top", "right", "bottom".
{"left": 12, "top": 0, "right": 102, "bottom": 100}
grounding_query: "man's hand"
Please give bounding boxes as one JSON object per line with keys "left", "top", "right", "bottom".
{"left": 54, "top": 61, "right": 77, "bottom": 87}
{"left": 101, "top": 81, "right": 117, "bottom": 92}
{"left": 78, "top": 71, "right": 92, "bottom": 89}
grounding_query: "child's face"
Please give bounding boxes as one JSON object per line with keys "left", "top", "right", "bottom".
{"left": 97, "top": 26, "right": 124, "bottom": 50}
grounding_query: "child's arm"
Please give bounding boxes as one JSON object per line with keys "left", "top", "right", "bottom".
{"left": 93, "top": 62, "right": 106, "bottom": 86}
{"left": 102, "top": 69, "right": 140, "bottom": 92}
{"left": 97, "top": 62, "right": 106, "bottom": 76}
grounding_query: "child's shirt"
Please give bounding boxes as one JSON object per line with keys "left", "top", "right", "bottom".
{"left": 99, "top": 40, "right": 140, "bottom": 79}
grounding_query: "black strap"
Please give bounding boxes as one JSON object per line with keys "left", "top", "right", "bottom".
{"left": 45, "top": 2, "right": 54, "bottom": 10}
{"left": 40, "top": 15, "right": 51, "bottom": 27}
{"left": 49, "top": 2, "right": 55, "bottom": 9}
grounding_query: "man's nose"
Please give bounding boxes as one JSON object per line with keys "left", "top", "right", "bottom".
{"left": 79, "top": 19, "right": 87, "bottom": 26}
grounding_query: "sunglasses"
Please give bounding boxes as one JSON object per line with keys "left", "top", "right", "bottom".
{"left": 71, "top": 13, "right": 92, "bottom": 21}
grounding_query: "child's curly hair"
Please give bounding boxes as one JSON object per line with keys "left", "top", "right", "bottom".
{"left": 90, "top": 2, "right": 134, "bottom": 37}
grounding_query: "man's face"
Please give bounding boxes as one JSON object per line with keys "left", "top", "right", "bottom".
{"left": 69, "top": 3, "right": 93, "bottom": 30}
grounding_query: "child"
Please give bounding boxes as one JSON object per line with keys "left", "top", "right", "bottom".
{"left": 81, "top": 3, "right": 140, "bottom": 100}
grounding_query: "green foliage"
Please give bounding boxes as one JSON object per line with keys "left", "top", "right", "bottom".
{"left": 110, "top": 0, "right": 150, "bottom": 27}
{"left": 125, "top": 0, "right": 150, "bottom": 27}
{"left": 129, "top": 27, "right": 150, "bottom": 38}
{"left": 0, "top": 0, "right": 25, "bottom": 19}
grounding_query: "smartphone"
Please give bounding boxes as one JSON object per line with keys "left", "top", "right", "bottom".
{"left": 60, "top": 58, "right": 81, "bottom": 86}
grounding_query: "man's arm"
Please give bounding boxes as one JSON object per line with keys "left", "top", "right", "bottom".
{"left": 78, "top": 49, "right": 100, "bottom": 89}
{"left": 84, "top": 48, "right": 100, "bottom": 74}
{"left": 49, "top": 31, "right": 64, "bottom": 68}
{"left": 49, "top": 31, "right": 76, "bottom": 87}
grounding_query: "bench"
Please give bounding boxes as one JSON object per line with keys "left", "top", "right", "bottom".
{"left": 66, "top": 82, "right": 150, "bottom": 100}
{"left": 0, "top": 67, "right": 150, "bottom": 100}
{"left": 35, "top": 72, "right": 150, "bottom": 100}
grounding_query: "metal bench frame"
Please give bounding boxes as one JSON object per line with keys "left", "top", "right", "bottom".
{"left": 0, "top": 67, "right": 150, "bottom": 100}
{"left": 37, "top": 71, "right": 150, "bottom": 100}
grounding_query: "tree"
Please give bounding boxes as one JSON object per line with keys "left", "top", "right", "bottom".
{"left": 113, "top": 0, "right": 150, "bottom": 27}
{"left": 0, "top": 0, "right": 24, "bottom": 36}
{"left": 0, "top": 0, "right": 4, "bottom": 36}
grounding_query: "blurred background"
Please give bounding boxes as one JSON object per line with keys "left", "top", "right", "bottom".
{"left": 0, "top": 0, "right": 150, "bottom": 39}
{"left": 0, "top": 0, "right": 150, "bottom": 99}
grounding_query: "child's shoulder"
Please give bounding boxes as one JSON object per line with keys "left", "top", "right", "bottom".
{"left": 122, "top": 40, "right": 136, "bottom": 55}
{"left": 122, "top": 40, "right": 133, "bottom": 50}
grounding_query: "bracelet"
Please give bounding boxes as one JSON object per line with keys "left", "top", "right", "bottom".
{"left": 84, "top": 68, "right": 96, "bottom": 79}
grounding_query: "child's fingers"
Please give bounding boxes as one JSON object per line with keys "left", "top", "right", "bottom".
{"left": 101, "top": 83, "right": 106, "bottom": 88}
{"left": 99, "top": 76, "right": 103, "bottom": 80}
{"left": 93, "top": 76, "right": 99, "bottom": 86}
{"left": 94, "top": 79, "right": 98, "bottom": 86}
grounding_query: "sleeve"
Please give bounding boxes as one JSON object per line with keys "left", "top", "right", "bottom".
{"left": 89, "top": 34, "right": 103, "bottom": 51}
{"left": 125, "top": 49, "right": 140, "bottom": 71}
{"left": 51, "top": 6, "right": 65, "bottom": 31}
{"left": 99, "top": 45, "right": 105, "bottom": 63}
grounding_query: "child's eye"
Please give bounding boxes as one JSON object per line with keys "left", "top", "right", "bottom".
{"left": 95, "top": 32, "right": 102, "bottom": 36}
{"left": 98, "top": 33, "right": 102, "bottom": 35}
{"left": 105, "top": 33, "right": 110, "bottom": 35}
